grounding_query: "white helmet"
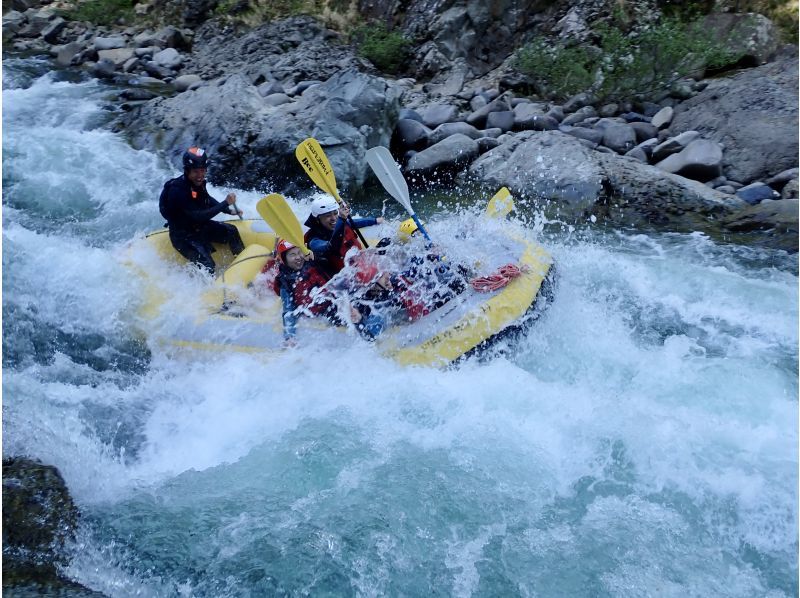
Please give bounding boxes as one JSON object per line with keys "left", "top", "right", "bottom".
{"left": 310, "top": 196, "right": 339, "bottom": 217}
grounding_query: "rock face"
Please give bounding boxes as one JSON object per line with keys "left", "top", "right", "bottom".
{"left": 121, "top": 69, "right": 401, "bottom": 192}
{"left": 668, "top": 54, "right": 799, "bottom": 185}
{"left": 3, "top": 458, "right": 79, "bottom": 586}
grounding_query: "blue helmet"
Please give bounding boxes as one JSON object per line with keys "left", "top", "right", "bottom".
{"left": 182, "top": 147, "right": 208, "bottom": 170}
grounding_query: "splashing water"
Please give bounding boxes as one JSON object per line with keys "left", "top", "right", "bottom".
{"left": 3, "top": 58, "right": 797, "bottom": 597}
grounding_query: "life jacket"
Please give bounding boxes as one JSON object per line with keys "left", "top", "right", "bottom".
{"left": 273, "top": 261, "right": 333, "bottom": 316}
{"left": 304, "top": 218, "right": 363, "bottom": 275}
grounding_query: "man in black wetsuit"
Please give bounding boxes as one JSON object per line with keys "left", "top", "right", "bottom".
{"left": 159, "top": 147, "right": 244, "bottom": 272}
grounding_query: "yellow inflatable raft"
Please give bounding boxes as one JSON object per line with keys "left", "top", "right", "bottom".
{"left": 129, "top": 219, "right": 555, "bottom": 367}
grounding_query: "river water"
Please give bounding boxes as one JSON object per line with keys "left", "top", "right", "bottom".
{"left": 3, "top": 57, "right": 798, "bottom": 597}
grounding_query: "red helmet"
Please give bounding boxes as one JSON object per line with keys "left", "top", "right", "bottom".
{"left": 276, "top": 239, "right": 295, "bottom": 256}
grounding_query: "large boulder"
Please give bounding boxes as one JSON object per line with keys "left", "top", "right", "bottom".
{"left": 467, "top": 130, "right": 748, "bottom": 231}
{"left": 467, "top": 131, "right": 605, "bottom": 212}
{"left": 668, "top": 54, "right": 798, "bottom": 184}
{"left": 702, "top": 12, "right": 780, "bottom": 66}
{"left": 3, "top": 458, "right": 79, "bottom": 587}
{"left": 722, "top": 199, "right": 798, "bottom": 252}
{"left": 407, "top": 133, "right": 479, "bottom": 173}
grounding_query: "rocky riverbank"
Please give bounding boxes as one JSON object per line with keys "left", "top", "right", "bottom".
{"left": 3, "top": 0, "right": 797, "bottom": 252}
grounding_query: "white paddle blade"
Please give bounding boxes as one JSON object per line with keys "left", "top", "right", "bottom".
{"left": 365, "top": 146, "right": 413, "bottom": 215}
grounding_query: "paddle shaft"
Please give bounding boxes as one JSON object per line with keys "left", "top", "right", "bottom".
{"left": 296, "top": 138, "right": 370, "bottom": 248}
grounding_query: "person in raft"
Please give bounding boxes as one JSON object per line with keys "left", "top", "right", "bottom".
{"left": 158, "top": 146, "right": 244, "bottom": 272}
{"left": 272, "top": 239, "right": 384, "bottom": 342}
{"left": 303, "top": 197, "right": 384, "bottom": 277}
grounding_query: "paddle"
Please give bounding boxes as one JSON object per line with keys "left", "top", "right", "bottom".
{"left": 486, "top": 187, "right": 514, "bottom": 219}
{"left": 256, "top": 193, "right": 310, "bottom": 254}
{"left": 295, "top": 137, "right": 370, "bottom": 248}
{"left": 365, "top": 146, "right": 432, "bottom": 242}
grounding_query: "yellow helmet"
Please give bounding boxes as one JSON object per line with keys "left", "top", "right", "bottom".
{"left": 397, "top": 217, "right": 421, "bottom": 242}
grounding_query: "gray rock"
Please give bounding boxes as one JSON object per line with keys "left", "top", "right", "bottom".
{"left": 563, "top": 92, "right": 595, "bottom": 113}
{"left": 142, "top": 60, "right": 174, "bottom": 79}
{"left": 466, "top": 98, "right": 510, "bottom": 129}
{"left": 716, "top": 185, "right": 737, "bottom": 194}
{"left": 736, "top": 182, "right": 779, "bottom": 205}
{"left": 782, "top": 179, "right": 798, "bottom": 199}
{"left": 399, "top": 108, "right": 423, "bottom": 122}
{"left": 40, "top": 16, "right": 65, "bottom": 43}
{"left": 703, "top": 12, "right": 780, "bottom": 66}
{"left": 470, "top": 95, "right": 488, "bottom": 111}
{"left": 602, "top": 124, "right": 637, "bottom": 154}
{"left": 513, "top": 102, "right": 556, "bottom": 131}
{"left": 55, "top": 41, "right": 83, "bottom": 66}
{"left": 485, "top": 110, "right": 514, "bottom": 132}
{"left": 256, "top": 80, "right": 284, "bottom": 97}
{"left": 651, "top": 131, "right": 702, "bottom": 162}
{"left": 3, "top": 458, "right": 80, "bottom": 587}
{"left": 546, "top": 105, "right": 564, "bottom": 122}
{"left": 120, "top": 88, "right": 158, "bottom": 101}
{"left": 172, "top": 74, "right": 203, "bottom": 92}
{"left": 155, "top": 25, "right": 190, "bottom": 50}
{"left": 394, "top": 118, "right": 431, "bottom": 150}
{"left": 153, "top": 47, "right": 182, "bottom": 69}
{"left": 668, "top": 55, "right": 798, "bottom": 184}
{"left": 598, "top": 103, "right": 619, "bottom": 117}
{"left": 592, "top": 117, "right": 625, "bottom": 130}
{"left": 94, "top": 36, "right": 126, "bottom": 51}
{"left": 562, "top": 105, "right": 597, "bottom": 126}
{"left": 632, "top": 138, "right": 659, "bottom": 159}
{"left": 134, "top": 46, "right": 158, "bottom": 58}
{"left": 407, "top": 133, "right": 479, "bottom": 172}
{"left": 629, "top": 122, "right": 659, "bottom": 143}
{"left": 469, "top": 131, "right": 603, "bottom": 211}
{"left": 670, "top": 82, "right": 694, "bottom": 100}
{"left": 651, "top": 106, "right": 674, "bottom": 129}
{"left": 477, "top": 137, "right": 500, "bottom": 153}
{"left": 262, "top": 93, "right": 292, "bottom": 107}
{"left": 428, "top": 121, "right": 482, "bottom": 145}
{"left": 621, "top": 112, "right": 651, "bottom": 123}
{"left": 654, "top": 139, "right": 723, "bottom": 182}
{"left": 97, "top": 47, "right": 134, "bottom": 67}
{"left": 420, "top": 103, "right": 458, "bottom": 128}
{"left": 121, "top": 69, "right": 401, "bottom": 191}
{"left": 133, "top": 30, "right": 162, "bottom": 48}
{"left": 766, "top": 167, "right": 799, "bottom": 188}
{"left": 287, "top": 80, "right": 322, "bottom": 96}
{"left": 722, "top": 199, "right": 798, "bottom": 251}
{"left": 565, "top": 126, "right": 604, "bottom": 145}
{"left": 510, "top": 98, "right": 530, "bottom": 108}
{"left": 91, "top": 58, "right": 118, "bottom": 79}
{"left": 480, "top": 127, "right": 503, "bottom": 139}
{"left": 625, "top": 147, "right": 649, "bottom": 163}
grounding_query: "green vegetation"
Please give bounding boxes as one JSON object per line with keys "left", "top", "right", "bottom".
{"left": 60, "top": 0, "right": 135, "bottom": 26}
{"left": 516, "top": 17, "right": 742, "bottom": 102}
{"left": 353, "top": 22, "right": 410, "bottom": 74}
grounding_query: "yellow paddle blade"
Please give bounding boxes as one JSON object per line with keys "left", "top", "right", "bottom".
{"left": 486, "top": 187, "right": 514, "bottom": 219}
{"left": 295, "top": 137, "right": 342, "bottom": 203}
{"left": 256, "top": 193, "right": 309, "bottom": 254}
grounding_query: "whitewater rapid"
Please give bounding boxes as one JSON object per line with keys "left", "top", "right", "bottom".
{"left": 3, "top": 58, "right": 798, "bottom": 597}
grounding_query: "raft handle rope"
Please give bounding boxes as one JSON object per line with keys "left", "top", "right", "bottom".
{"left": 219, "top": 252, "right": 275, "bottom": 311}
{"left": 470, "top": 264, "right": 528, "bottom": 293}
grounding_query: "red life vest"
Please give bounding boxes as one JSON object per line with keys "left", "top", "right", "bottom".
{"left": 272, "top": 263, "right": 332, "bottom": 316}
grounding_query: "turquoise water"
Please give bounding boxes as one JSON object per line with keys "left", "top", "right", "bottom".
{"left": 3, "top": 58, "right": 798, "bottom": 597}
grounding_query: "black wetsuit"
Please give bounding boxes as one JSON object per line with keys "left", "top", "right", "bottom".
{"left": 160, "top": 175, "right": 244, "bottom": 272}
